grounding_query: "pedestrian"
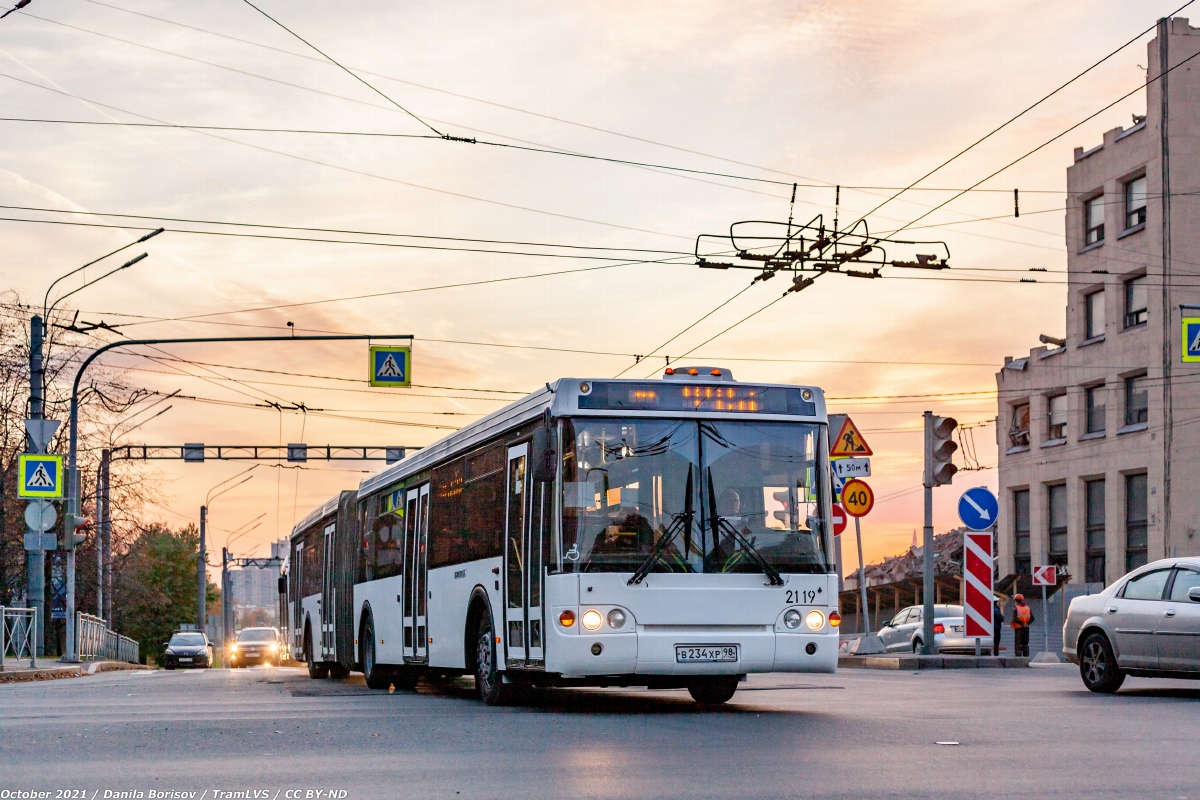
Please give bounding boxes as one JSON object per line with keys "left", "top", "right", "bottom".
{"left": 1011, "top": 593, "right": 1035, "bottom": 658}
{"left": 993, "top": 597, "right": 1004, "bottom": 656}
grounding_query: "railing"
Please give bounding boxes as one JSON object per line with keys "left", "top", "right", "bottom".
{"left": 76, "top": 612, "right": 139, "bottom": 664}
{"left": 0, "top": 607, "right": 37, "bottom": 670}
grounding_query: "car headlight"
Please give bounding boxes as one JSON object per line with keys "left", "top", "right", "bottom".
{"left": 581, "top": 609, "right": 603, "bottom": 631}
{"left": 269, "top": 642, "right": 279, "bottom": 651}
{"left": 230, "top": 644, "right": 239, "bottom": 653}
{"left": 607, "top": 609, "right": 627, "bottom": 629}
{"left": 783, "top": 609, "right": 802, "bottom": 629}
{"left": 805, "top": 610, "right": 825, "bottom": 631}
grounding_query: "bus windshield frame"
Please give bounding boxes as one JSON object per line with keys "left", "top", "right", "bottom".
{"left": 558, "top": 416, "right": 832, "bottom": 576}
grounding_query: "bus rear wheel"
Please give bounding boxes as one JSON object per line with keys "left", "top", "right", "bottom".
{"left": 475, "top": 614, "right": 512, "bottom": 706}
{"left": 688, "top": 676, "right": 739, "bottom": 705}
{"left": 305, "top": 624, "right": 328, "bottom": 680}
{"left": 362, "top": 619, "right": 391, "bottom": 690}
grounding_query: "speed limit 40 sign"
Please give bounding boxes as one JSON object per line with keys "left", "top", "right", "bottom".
{"left": 841, "top": 478, "right": 874, "bottom": 517}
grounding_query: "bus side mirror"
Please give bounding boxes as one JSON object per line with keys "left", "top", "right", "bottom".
{"left": 531, "top": 424, "right": 557, "bottom": 484}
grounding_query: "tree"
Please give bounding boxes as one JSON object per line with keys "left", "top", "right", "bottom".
{"left": 113, "top": 523, "right": 218, "bottom": 664}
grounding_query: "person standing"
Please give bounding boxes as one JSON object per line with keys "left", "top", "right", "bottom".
{"left": 1011, "top": 593, "right": 1034, "bottom": 658}
{"left": 993, "top": 597, "right": 1004, "bottom": 656}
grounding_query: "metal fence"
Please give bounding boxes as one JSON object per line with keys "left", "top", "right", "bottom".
{"left": 76, "top": 612, "right": 140, "bottom": 664}
{"left": 0, "top": 606, "right": 37, "bottom": 670}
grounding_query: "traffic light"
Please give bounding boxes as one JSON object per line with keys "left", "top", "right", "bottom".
{"left": 62, "top": 513, "right": 90, "bottom": 549}
{"left": 772, "top": 489, "right": 797, "bottom": 527}
{"left": 924, "top": 414, "right": 958, "bottom": 487}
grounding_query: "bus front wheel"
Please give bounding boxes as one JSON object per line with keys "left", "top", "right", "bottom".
{"left": 688, "top": 676, "right": 739, "bottom": 705}
{"left": 475, "top": 614, "right": 512, "bottom": 706}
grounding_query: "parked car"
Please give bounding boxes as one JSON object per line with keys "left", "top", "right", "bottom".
{"left": 228, "top": 627, "right": 282, "bottom": 668}
{"left": 163, "top": 631, "right": 213, "bottom": 669}
{"left": 1064, "top": 557, "right": 1200, "bottom": 693}
{"left": 877, "top": 604, "right": 993, "bottom": 655}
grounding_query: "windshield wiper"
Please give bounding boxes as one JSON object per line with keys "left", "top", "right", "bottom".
{"left": 627, "top": 466, "right": 694, "bottom": 585}
{"left": 707, "top": 471, "right": 785, "bottom": 586}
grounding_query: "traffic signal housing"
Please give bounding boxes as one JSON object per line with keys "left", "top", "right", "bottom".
{"left": 924, "top": 414, "right": 958, "bottom": 487}
{"left": 62, "top": 513, "right": 89, "bottom": 549}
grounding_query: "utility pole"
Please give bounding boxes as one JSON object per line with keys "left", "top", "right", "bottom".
{"left": 198, "top": 506, "right": 207, "bottom": 631}
{"left": 26, "top": 315, "right": 45, "bottom": 656}
{"left": 96, "top": 450, "right": 110, "bottom": 620}
{"left": 222, "top": 547, "right": 232, "bottom": 666}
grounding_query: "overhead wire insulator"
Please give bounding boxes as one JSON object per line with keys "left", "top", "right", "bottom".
{"left": 697, "top": 259, "right": 732, "bottom": 270}
{"left": 844, "top": 268, "right": 881, "bottom": 279}
{"left": 784, "top": 275, "right": 815, "bottom": 296}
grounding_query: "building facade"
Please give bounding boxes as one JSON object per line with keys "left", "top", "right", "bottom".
{"left": 996, "top": 19, "right": 1200, "bottom": 587}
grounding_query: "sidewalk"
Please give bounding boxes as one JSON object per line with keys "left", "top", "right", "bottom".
{"left": 0, "top": 658, "right": 147, "bottom": 683}
{"left": 839, "top": 654, "right": 1030, "bottom": 670}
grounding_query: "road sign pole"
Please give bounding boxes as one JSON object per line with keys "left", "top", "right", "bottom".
{"left": 198, "top": 506, "right": 208, "bottom": 631}
{"left": 1042, "top": 584, "right": 1049, "bottom": 655}
{"left": 854, "top": 516, "right": 870, "bottom": 635}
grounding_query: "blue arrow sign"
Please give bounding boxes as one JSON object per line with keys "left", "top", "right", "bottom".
{"left": 957, "top": 487, "right": 998, "bottom": 531}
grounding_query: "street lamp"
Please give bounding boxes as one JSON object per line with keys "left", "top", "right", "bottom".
{"left": 27, "top": 229, "right": 161, "bottom": 660}
{"left": 199, "top": 466, "right": 257, "bottom": 632}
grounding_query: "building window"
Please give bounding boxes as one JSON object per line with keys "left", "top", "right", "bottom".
{"left": 1125, "top": 473, "right": 1148, "bottom": 571}
{"left": 1085, "top": 290, "right": 1105, "bottom": 339}
{"left": 1085, "top": 385, "right": 1106, "bottom": 434}
{"left": 1048, "top": 483, "right": 1068, "bottom": 567}
{"left": 1124, "top": 275, "right": 1147, "bottom": 327}
{"left": 1047, "top": 393, "right": 1067, "bottom": 441}
{"left": 1124, "top": 175, "right": 1147, "bottom": 229}
{"left": 1014, "top": 489, "right": 1031, "bottom": 576}
{"left": 1124, "top": 373, "right": 1148, "bottom": 426}
{"left": 1085, "top": 478, "right": 1105, "bottom": 584}
{"left": 1084, "top": 195, "right": 1105, "bottom": 245}
{"left": 1008, "top": 402, "right": 1030, "bottom": 448}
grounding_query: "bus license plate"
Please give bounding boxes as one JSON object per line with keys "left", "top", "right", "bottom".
{"left": 675, "top": 645, "right": 738, "bottom": 663}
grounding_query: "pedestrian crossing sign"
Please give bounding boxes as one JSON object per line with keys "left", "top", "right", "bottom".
{"left": 1183, "top": 318, "right": 1200, "bottom": 362}
{"left": 369, "top": 346, "right": 411, "bottom": 387}
{"left": 18, "top": 454, "right": 63, "bottom": 499}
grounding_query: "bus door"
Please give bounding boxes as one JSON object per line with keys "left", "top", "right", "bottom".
{"left": 293, "top": 541, "right": 304, "bottom": 655}
{"left": 404, "top": 484, "right": 430, "bottom": 662}
{"left": 505, "top": 445, "right": 530, "bottom": 664}
{"left": 526, "top": 483, "right": 546, "bottom": 663}
{"left": 321, "top": 522, "right": 336, "bottom": 661}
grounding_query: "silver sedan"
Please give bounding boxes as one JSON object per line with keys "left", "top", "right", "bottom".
{"left": 877, "top": 604, "right": 993, "bottom": 655}
{"left": 1064, "top": 557, "right": 1200, "bottom": 693}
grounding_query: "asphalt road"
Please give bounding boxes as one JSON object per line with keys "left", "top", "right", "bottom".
{"left": 2, "top": 664, "right": 1198, "bottom": 799}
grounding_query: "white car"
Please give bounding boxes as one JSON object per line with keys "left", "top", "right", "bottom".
{"left": 877, "top": 604, "right": 992, "bottom": 655}
{"left": 1064, "top": 557, "right": 1200, "bottom": 693}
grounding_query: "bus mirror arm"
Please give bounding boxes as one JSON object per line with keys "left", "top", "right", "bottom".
{"left": 531, "top": 423, "right": 558, "bottom": 483}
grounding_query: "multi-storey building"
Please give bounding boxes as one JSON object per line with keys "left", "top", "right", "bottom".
{"left": 996, "top": 19, "right": 1200, "bottom": 587}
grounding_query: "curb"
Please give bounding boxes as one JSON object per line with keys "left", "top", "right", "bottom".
{"left": 839, "top": 655, "right": 1030, "bottom": 670}
{"left": 0, "top": 661, "right": 146, "bottom": 684}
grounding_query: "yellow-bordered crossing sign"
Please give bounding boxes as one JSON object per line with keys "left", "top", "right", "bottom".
{"left": 18, "top": 453, "right": 63, "bottom": 499}
{"left": 369, "top": 346, "right": 411, "bottom": 387}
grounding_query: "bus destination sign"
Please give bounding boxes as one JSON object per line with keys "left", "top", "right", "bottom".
{"left": 578, "top": 381, "right": 817, "bottom": 416}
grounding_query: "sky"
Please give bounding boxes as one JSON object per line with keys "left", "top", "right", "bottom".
{"left": 0, "top": 0, "right": 1176, "bottom": 569}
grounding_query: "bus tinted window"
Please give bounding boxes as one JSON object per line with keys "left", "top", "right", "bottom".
{"left": 459, "top": 446, "right": 505, "bottom": 563}
{"left": 373, "top": 512, "right": 404, "bottom": 580}
{"left": 302, "top": 530, "right": 321, "bottom": 596}
{"left": 429, "top": 459, "right": 465, "bottom": 569}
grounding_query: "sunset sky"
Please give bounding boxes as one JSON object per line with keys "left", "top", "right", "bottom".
{"left": 0, "top": 0, "right": 1172, "bottom": 569}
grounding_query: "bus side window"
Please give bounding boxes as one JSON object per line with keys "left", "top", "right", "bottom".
{"left": 374, "top": 512, "right": 404, "bottom": 580}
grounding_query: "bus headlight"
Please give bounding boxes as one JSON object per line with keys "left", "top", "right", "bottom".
{"left": 805, "top": 610, "right": 825, "bottom": 631}
{"left": 607, "top": 609, "right": 627, "bottom": 629}
{"left": 783, "top": 609, "right": 802, "bottom": 629}
{"left": 581, "top": 609, "right": 603, "bottom": 631}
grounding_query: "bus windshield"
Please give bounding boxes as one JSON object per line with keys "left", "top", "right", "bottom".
{"left": 560, "top": 418, "right": 829, "bottom": 575}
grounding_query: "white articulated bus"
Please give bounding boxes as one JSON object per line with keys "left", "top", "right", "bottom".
{"left": 288, "top": 367, "right": 839, "bottom": 705}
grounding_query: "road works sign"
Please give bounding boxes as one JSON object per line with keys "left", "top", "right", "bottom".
{"left": 18, "top": 454, "right": 63, "bottom": 499}
{"left": 841, "top": 479, "right": 874, "bottom": 517}
{"left": 963, "top": 531, "right": 994, "bottom": 638}
{"left": 829, "top": 416, "right": 873, "bottom": 457}
{"left": 1032, "top": 565, "right": 1057, "bottom": 586}
{"left": 369, "top": 346, "right": 411, "bottom": 387}
{"left": 1183, "top": 318, "right": 1200, "bottom": 362}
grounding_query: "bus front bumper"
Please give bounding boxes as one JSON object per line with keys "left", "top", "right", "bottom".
{"left": 543, "top": 623, "right": 838, "bottom": 677}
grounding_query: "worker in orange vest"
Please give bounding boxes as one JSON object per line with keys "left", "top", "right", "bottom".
{"left": 1011, "top": 593, "right": 1035, "bottom": 658}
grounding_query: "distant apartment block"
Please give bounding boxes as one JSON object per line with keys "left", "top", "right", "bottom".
{"left": 996, "top": 18, "right": 1200, "bottom": 587}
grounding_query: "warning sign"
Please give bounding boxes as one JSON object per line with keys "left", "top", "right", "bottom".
{"left": 369, "top": 346, "right": 412, "bottom": 387}
{"left": 18, "top": 454, "right": 63, "bottom": 499}
{"left": 830, "top": 416, "right": 873, "bottom": 457}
